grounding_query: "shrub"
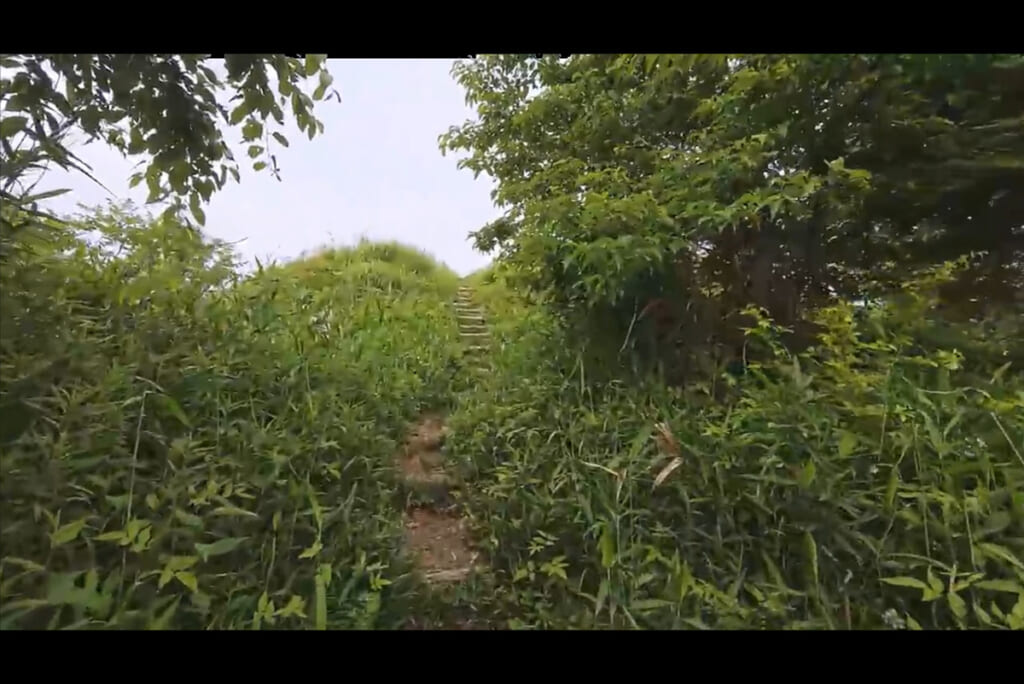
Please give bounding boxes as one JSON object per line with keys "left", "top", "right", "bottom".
{"left": 0, "top": 203, "right": 461, "bottom": 629}
{"left": 445, "top": 263, "right": 1024, "bottom": 629}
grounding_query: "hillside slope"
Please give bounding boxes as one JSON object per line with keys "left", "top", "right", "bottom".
{"left": 0, "top": 205, "right": 464, "bottom": 629}
{"left": 441, "top": 264, "right": 1024, "bottom": 630}
{"left": 2, "top": 207, "right": 1021, "bottom": 631}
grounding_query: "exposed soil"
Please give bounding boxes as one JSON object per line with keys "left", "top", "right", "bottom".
{"left": 396, "top": 412, "right": 480, "bottom": 587}
{"left": 404, "top": 507, "right": 478, "bottom": 583}
{"left": 396, "top": 412, "right": 451, "bottom": 491}
{"left": 396, "top": 286, "right": 491, "bottom": 627}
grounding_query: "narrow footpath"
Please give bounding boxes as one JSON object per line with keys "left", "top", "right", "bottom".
{"left": 395, "top": 285, "right": 492, "bottom": 627}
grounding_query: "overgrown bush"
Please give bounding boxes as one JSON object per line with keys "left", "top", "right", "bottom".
{"left": 0, "top": 203, "right": 461, "bottom": 629}
{"left": 446, "top": 263, "right": 1024, "bottom": 629}
{"left": 441, "top": 54, "right": 1024, "bottom": 380}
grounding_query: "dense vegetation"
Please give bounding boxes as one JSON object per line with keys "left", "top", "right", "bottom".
{"left": 436, "top": 54, "right": 1024, "bottom": 629}
{"left": 441, "top": 54, "right": 1024, "bottom": 376}
{"left": 0, "top": 205, "right": 461, "bottom": 628}
{"left": 445, "top": 263, "right": 1024, "bottom": 629}
{"left": 1, "top": 53, "right": 1022, "bottom": 629}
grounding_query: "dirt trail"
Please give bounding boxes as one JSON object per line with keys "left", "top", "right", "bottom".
{"left": 395, "top": 286, "right": 491, "bottom": 592}
{"left": 396, "top": 412, "right": 478, "bottom": 585}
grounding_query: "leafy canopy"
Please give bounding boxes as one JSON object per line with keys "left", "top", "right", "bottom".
{"left": 440, "top": 54, "right": 1024, "bottom": 369}
{"left": 0, "top": 54, "right": 339, "bottom": 228}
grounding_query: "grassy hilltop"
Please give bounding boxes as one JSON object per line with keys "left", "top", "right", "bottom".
{"left": 0, "top": 205, "right": 464, "bottom": 629}
{"left": 3, "top": 202, "right": 1023, "bottom": 631}
{"left": 2, "top": 52, "right": 1023, "bottom": 631}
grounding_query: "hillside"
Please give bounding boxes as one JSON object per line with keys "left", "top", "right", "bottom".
{"left": 2, "top": 53, "right": 1023, "bottom": 631}
{"left": 0, "top": 206, "right": 467, "bottom": 629}
{"left": 447, "top": 266, "right": 1024, "bottom": 629}
{"left": 2, "top": 203, "right": 1023, "bottom": 630}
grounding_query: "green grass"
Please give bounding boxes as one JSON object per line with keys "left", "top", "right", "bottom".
{"left": 0, "top": 203, "right": 462, "bottom": 629}
{"left": 2, "top": 202, "right": 1022, "bottom": 630}
{"left": 443, "top": 264, "right": 1024, "bottom": 630}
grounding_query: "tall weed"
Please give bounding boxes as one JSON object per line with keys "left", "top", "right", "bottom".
{"left": 0, "top": 203, "right": 461, "bottom": 629}
{"left": 447, "top": 263, "right": 1024, "bottom": 629}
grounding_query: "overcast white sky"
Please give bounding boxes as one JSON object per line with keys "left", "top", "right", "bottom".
{"left": 34, "top": 58, "right": 499, "bottom": 276}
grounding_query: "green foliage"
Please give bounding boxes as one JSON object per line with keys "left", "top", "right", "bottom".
{"left": 441, "top": 54, "right": 1024, "bottom": 374}
{"left": 0, "top": 203, "right": 460, "bottom": 629}
{"left": 4, "top": 54, "right": 1022, "bottom": 632}
{"left": 0, "top": 54, "right": 338, "bottom": 231}
{"left": 443, "top": 264, "right": 1024, "bottom": 630}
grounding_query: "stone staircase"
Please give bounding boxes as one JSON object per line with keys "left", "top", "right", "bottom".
{"left": 454, "top": 286, "right": 490, "bottom": 372}
{"left": 397, "top": 284, "right": 494, "bottom": 592}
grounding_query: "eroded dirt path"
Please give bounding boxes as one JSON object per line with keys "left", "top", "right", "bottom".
{"left": 396, "top": 412, "right": 479, "bottom": 585}
{"left": 394, "top": 286, "right": 491, "bottom": 610}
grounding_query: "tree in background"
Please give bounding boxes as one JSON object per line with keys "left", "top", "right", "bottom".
{"left": 441, "top": 54, "right": 1024, "bottom": 376}
{"left": 0, "top": 54, "right": 339, "bottom": 234}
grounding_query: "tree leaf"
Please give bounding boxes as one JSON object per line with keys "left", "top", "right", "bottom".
{"left": 167, "top": 556, "right": 199, "bottom": 572}
{"left": 23, "top": 188, "right": 71, "bottom": 203}
{"left": 1, "top": 557, "right": 46, "bottom": 573}
{"left": 599, "top": 522, "right": 615, "bottom": 568}
{"left": 211, "top": 506, "right": 259, "bottom": 519}
{"left": 885, "top": 466, "right": 899, "bottom": 511}
{"left": 195, "top": 536, "right": 248, "bottom": 561}
{"left": 803, "top": 531, "right": 819, "bottom": 589}
{"left": 594, "top": 578, "right": 609, "bottom": 618}
{"left": 158, "top": 567, "right": 174, "bottom": 589}
{"left": 150, "top": 596, "right": 181, "bottom": 630}
{"left": 797, "top": 460, "right": 816, "bottom": 488}
{"left": 50, "top": 518, "right": 87, "bottom": 547}
{"left": 881, "top": 576, "right": 929, "bottom": 591}
{"left": 158, "top": 394, "right": 192, "bottom": 427}
{"left": 978, "top": 543, "right": 1024, "bottom": 571}
{"left": 630, "top": 598, "right": 673, "bottom": 612}
{"left": 272, "top": 132, "right": 289, "bottom": 148}
{"left": 838, "top": 432, "right": 857, "bottom": 458}
{"left": 314, "top": 563, "right": 329, "bottom": 630}
{"left": 186, "top": 193, "right": 205, "bottom": 227}
{"left": 229, "top": 105, "right": 248, "bottom": 125}
{"left": 174, "top": 509, "right": 203, "bottom": 529}
{"left": 947, "top": 591, "right": 967, "bottom": 620}
{"left": 275, "top": 594, "right": 307, "bottom": 619}
{"left": 0, "top": 115, "right": 29, "bottom": 138}
{"left": 174, "top": 571, "right": 198, "bottom": 592}
{"left": 298, "top": 540, "right": 323, "bottom": 559}
{"left": 242, "top": 120, "right": 263, "bottom": 141}
{"left": 312, "top": 70, "right": 333, "bottom": 102}
{"left": 305, "top": 55, "right": 321, "bottom": 77}
{"left": 974, "top": 579, "right": 1024, "bottom": 594}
